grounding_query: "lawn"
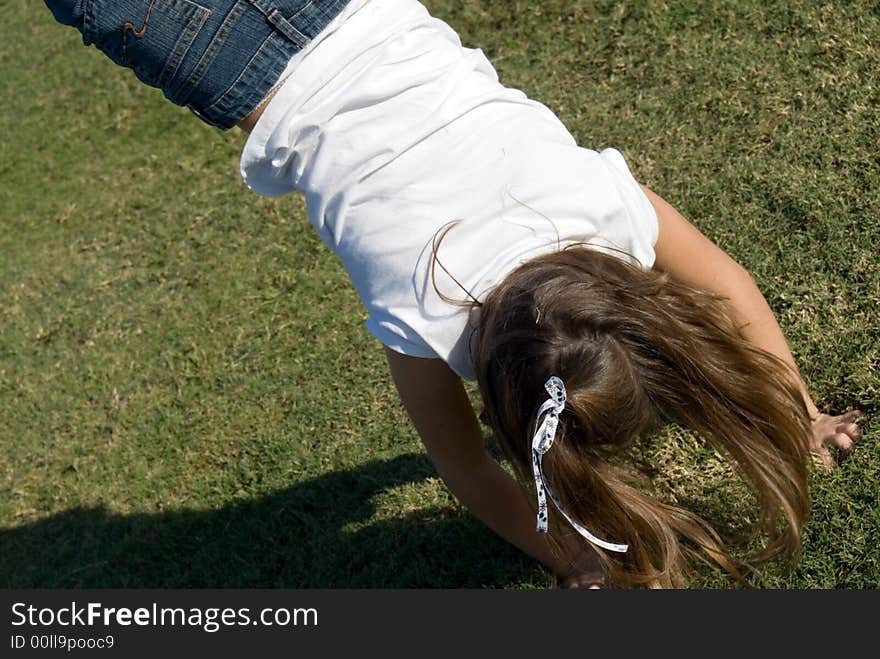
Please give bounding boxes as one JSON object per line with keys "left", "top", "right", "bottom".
{"left": 1, "top": 0, "right": 877, "bottom": 588}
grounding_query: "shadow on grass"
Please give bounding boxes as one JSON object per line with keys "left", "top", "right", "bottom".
{"left": 0, "top": 454, "right": 541, "bottom": 588}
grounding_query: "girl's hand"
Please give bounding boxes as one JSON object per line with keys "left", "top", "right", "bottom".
{"left": 810, "top": 410, "right": 863, "bottom": 468}
{"left": 558, "top": 545, "right": 606, "bottom": 589}
{"left": 561, "top": 574, "right": 603, "bottom": 589}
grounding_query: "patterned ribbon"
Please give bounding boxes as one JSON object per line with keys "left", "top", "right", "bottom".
{"left": 531, "top": 376, "right": 629, "bottom": 554}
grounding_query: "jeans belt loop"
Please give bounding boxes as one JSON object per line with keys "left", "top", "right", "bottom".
{"left": 244, "top": 0, "right": 311, "bottom": 48}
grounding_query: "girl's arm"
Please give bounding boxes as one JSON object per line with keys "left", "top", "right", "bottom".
{"left": 383, "top": 347, "right": 603, "bottom": 586}
{"left": 643, "top": 185, "right": 862, "bottom": 466}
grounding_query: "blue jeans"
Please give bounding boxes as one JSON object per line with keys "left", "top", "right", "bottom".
{"left": 44, "top": 0, "right": 351, "bottom": 129}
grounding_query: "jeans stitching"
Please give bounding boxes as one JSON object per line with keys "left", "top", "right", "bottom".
{"left": 170, "top": 0, "right": 247, "bottom": 106}
{"left": 199, "top": 31, "right": 286, "bottom": 118}
{"left": 157, "top": 7, "right": 211, "bottom": 90}
{"left": 288, "top": 1, "right": 314, "bottom": 22}
{"left": 121, "top": 0, "right": 156, "bottom": 39}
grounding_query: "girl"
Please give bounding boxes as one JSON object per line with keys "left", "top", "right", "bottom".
{"left": 43, "top": 0, "right": 863, "bottom": 588}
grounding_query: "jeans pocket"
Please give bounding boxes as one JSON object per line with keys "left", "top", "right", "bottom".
{"left": 83, "top": 0, "right": 211, "bottom": 92}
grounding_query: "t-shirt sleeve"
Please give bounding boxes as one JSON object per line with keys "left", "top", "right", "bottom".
{"left": 598, "top": 147, "right": 660, "bottom": 270}
{"left": 364, "top": 315, "right": 440, "bottom": 360}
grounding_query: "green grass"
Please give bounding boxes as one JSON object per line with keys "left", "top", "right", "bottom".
{"left": 1, "top": 0, "right": 877, "bottom": 588}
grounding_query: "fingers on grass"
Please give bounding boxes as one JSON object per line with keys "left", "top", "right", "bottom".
{"left": 830, "top": 432, "right": 855, "bottom": 454}
{"left": 561, "top": 570, "right": 606, "bottom": 589}
{"left": 840, "top": 409, "right": 864, "bottom": 424}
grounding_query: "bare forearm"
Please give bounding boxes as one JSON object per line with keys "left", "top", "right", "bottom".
{"left": 645, "top": 186, "right": 819, "bottom": 419}
{"left": 434, "top": 453, "right": 575, "bottom": 578}
{"left": 382, "top": 349, "right": 594, "bottom": 583}
{"left": 702, "top": 264, "right": 820, "bottom": 419}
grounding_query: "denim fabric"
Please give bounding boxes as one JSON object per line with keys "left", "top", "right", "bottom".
{"left": 44, "top": 0, "right": 352, "bottom": 129}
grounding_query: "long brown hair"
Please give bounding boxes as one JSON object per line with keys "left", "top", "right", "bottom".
{"left": 471, "top": 245, "right": 812, "bottom": 588}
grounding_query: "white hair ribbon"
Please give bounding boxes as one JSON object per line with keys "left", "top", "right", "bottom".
{"left": 531, "top": 376, "right": 629, "bottom": 554}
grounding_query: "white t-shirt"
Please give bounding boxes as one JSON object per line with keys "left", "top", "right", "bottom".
{"left": 240, "top": 0, "right": 659, "bottom": 381}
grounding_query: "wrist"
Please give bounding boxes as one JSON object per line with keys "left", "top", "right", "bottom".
{"left": 797, "top": 387, "right": 820, "bottom": 420}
